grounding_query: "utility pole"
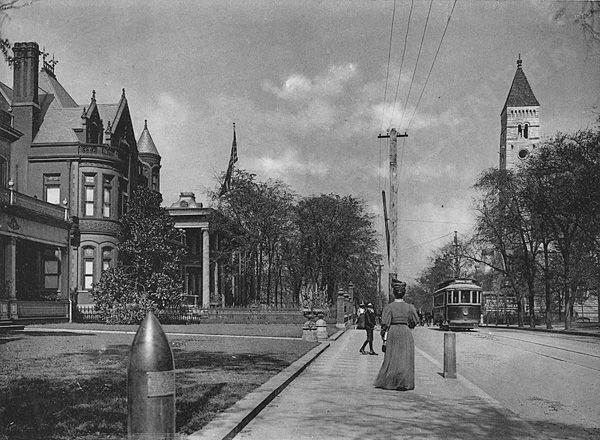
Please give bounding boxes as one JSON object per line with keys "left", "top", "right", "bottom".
{"left": 378, "top": 128, "right": 408, "bottom": 303}
{"left": 453, "top": 231, "right": 460, "bottom": 279}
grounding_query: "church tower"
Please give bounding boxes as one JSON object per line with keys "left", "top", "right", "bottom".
{"left": 500, "top": 56, "right": 540, "bottom": 171}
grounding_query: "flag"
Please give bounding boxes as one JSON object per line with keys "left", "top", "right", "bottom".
{"left": 219, "top": 123, "right": 238, "bottom": 196}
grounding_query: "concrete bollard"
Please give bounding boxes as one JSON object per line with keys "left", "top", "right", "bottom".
{"left": 315, "top": 317, "right": 328, "bottom": 341}
{"left": 128, "top": 312, "right": 176, "bottom": 439}
{"left": 443, "top": 332, "right": 457, "bottom": 379}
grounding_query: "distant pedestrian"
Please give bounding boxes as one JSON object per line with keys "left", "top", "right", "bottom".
{"left": 374, "top": 278, "right": 419, "bottom": 391}
{"left": 356, "top": 303, "right": 365, "bottom": 329}
{"left": 359, "top": 303, "right": 378, "bottom": 355}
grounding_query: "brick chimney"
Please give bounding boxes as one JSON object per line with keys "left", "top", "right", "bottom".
{"left": 12, "top": 42, "right": 39, "bottom": 106}
{"left": 10, "top": 42, "right": 40, "bottom": 192}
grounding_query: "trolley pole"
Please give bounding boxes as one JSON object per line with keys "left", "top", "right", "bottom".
{"left": 378, "top": 129, "right": 408, "bottom": 304}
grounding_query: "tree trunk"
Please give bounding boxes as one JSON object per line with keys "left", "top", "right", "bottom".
{"left": 528, "top": 277, "right": 536, "bottom": 328}
{"left": 543, "top": 242, "right": 553, "bottom": 329}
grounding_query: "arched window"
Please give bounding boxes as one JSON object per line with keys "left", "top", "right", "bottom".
{"left": 517, "top": 124, "right": 522, "bottom": 137}
{"left": 151, "top": 169, "right": 159, "bottom": 191}
{"left": 524, "top": 123, "right": 529, "bottom": 139}
{"left": 102, "top": 247, "right": 113, "bottom": 271}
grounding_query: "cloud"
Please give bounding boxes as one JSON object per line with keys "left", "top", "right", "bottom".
{"left": 263, "top": 63, "right": 358, "bottom": 101}
{"left": 250, "top": 149, "right": 329, "bottom": 178}
{"left": 146, "top": 93, "right": 189, "bottom": 140}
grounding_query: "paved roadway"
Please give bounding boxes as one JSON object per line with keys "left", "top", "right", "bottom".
{"left": 232, "top": 327, "right": 600, "bottom": 440}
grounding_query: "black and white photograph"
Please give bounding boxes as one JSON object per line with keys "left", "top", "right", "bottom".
{"left": 0, "top": 1, "right": 599, "bottom": 439}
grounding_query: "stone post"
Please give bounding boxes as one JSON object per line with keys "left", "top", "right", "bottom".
{"left": 315, "top": 313, "right": 328, "bottom": 341}
{"left": 302, "top": 312, "right": 317, "bottom": 342}
{"left": 443, "top": 332, "right": 457, "bottom": 379}
{"left": 336, "top": 291, "right": 345, "bottom": 328}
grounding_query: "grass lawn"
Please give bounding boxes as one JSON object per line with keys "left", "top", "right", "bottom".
{"left": 0, "top": 328, "right": 320, "bottom": 439}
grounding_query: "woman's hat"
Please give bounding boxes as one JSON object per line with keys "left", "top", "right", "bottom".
{"left": 367, "top": 303, "right": 373, "bottom": 307}
{"left": 391, "top": 278, "right": 406, "bottom": 295}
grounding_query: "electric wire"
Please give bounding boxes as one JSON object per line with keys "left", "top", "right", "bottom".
{"left": 380, "top": 0, "right": 398, "bottom": 133}
{"left": 389, "top": 0, "right": 414, "bottom": 129}
{"left": 398, "top": 232, "right": 454, "bottom": 252}
{"left": 399, "top": 0, "right": 434, "bottom": 130}
{"left": 407, "top": 0, "right": 458, "bottom": 130}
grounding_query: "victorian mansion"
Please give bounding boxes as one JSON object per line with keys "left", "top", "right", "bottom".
{"left": 0, "top": 42, "right": 144, "bottom": 321}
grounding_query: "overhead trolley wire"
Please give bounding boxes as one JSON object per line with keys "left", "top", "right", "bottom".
{"left": 399, "top": 0, "right": 434, "bottom": 130}
{"left": 398, "top": 232, "right": 454, "bottom": 252}
{"left": 380, "top": 0, "right": 398, "bottom": 133}
{"left": 407, "top": 0, "right": 458, "bottom": 130}
{"left": 389, "top": 0, "right": 414, "bottom": 128}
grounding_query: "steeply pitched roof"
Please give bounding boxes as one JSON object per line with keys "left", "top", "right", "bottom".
{"left": 33, "top": 107, "right": 84, "bottom": 143}
{"left": 97, "top": 104, "right": 119, "bottom": 128}
{"left": 38, "top": 69, "right": 78, "bottom": 108}
{"left": 503, "top": 59, "right": 539, "bottom": 110}
{"left": 137, "top": 120, "right": 160, "bottom": 156}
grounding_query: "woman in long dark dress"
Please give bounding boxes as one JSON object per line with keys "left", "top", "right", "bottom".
{"left": 374, "top": 279, "right": 419, "bottom": 391}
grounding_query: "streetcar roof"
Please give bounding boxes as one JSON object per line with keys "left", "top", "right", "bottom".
{"left": 434, "top": 278, "right": 482, "bottom": 292}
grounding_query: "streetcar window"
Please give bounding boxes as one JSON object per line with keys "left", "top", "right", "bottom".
{"left": 453, "top": 291, "right": 459, "bottom": 303}
{"left": 470, "top": 291, "right": 476, "bottom": 303}
{"left": 461, "top": 290, "right": 470, "bottom": 303}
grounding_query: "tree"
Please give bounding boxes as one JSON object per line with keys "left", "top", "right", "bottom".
{"left": 524, "top": 129, "right": 600, "bottom": 329}
{"left": 211, "top": 169, "right": 382, "bottom": 310}
{"left": 294, "top": 193, "right": 380, "bottom": 306}
{"left": 0, "top": 1, "right": 37, "bottom": 62}
{"left": 92, "top": 186, "right": 186, "bottom": 324}
{"left": 211, "top": 169, "right": 297, "bottom": 306}
{"left": 473, "top": 168, "right": 542, "bottom": 328}
{"left": 554, "top": 1, "right": 600, "bottom": 48}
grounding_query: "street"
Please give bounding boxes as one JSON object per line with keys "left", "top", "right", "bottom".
{"left": 414, "top": 326, "right": 600, "bottom": 439}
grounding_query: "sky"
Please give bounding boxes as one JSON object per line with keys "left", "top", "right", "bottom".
{"left": 2, "top": 0, "right": 599, "bottom": 282}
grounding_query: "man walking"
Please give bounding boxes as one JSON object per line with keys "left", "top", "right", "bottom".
{"left": 359, "top": 303, "right": 378, "bottom": 355}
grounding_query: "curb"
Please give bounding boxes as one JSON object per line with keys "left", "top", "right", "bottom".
{"left": 480, "top": 324, "right": 600, "bottom": 338}
{"left": 328, "top": 328, "right": 346, "bottom": 341}
{"left": 188, "top": 341, "right": 330, "bottom": 440}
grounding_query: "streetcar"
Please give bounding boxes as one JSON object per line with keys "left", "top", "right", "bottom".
{"left": 432, "top": 278, "right": 482, "bottom": 330}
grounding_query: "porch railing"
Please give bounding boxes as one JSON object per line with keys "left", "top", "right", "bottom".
{"left": 16, "top": 300, "right": 69, "bottom": 319}
{"left": 1, "top": 186, "right": 67, "bottom": 221}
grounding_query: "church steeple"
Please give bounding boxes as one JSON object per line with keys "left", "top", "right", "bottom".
{"left": 499, "top": 56, "right": 541, "bottom": 171}
{"left": 503, "top": 55, "right": 540, "bottom": 111}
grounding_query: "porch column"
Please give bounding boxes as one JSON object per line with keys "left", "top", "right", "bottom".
{"left": 7, "top": 237, "right": 17, "bottom": 318}
{"left": 213, "top": 259, "right": 220, "bottom": 307}
{"left": 59, "top": 247, "right": 69, "bottom": 299}
{"left": 202, "top": 228, "right": 210, "bottom": 308}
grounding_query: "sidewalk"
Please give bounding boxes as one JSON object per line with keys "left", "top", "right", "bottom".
{"left": 197, "top": 329, "right": 545, "bottom": 440}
